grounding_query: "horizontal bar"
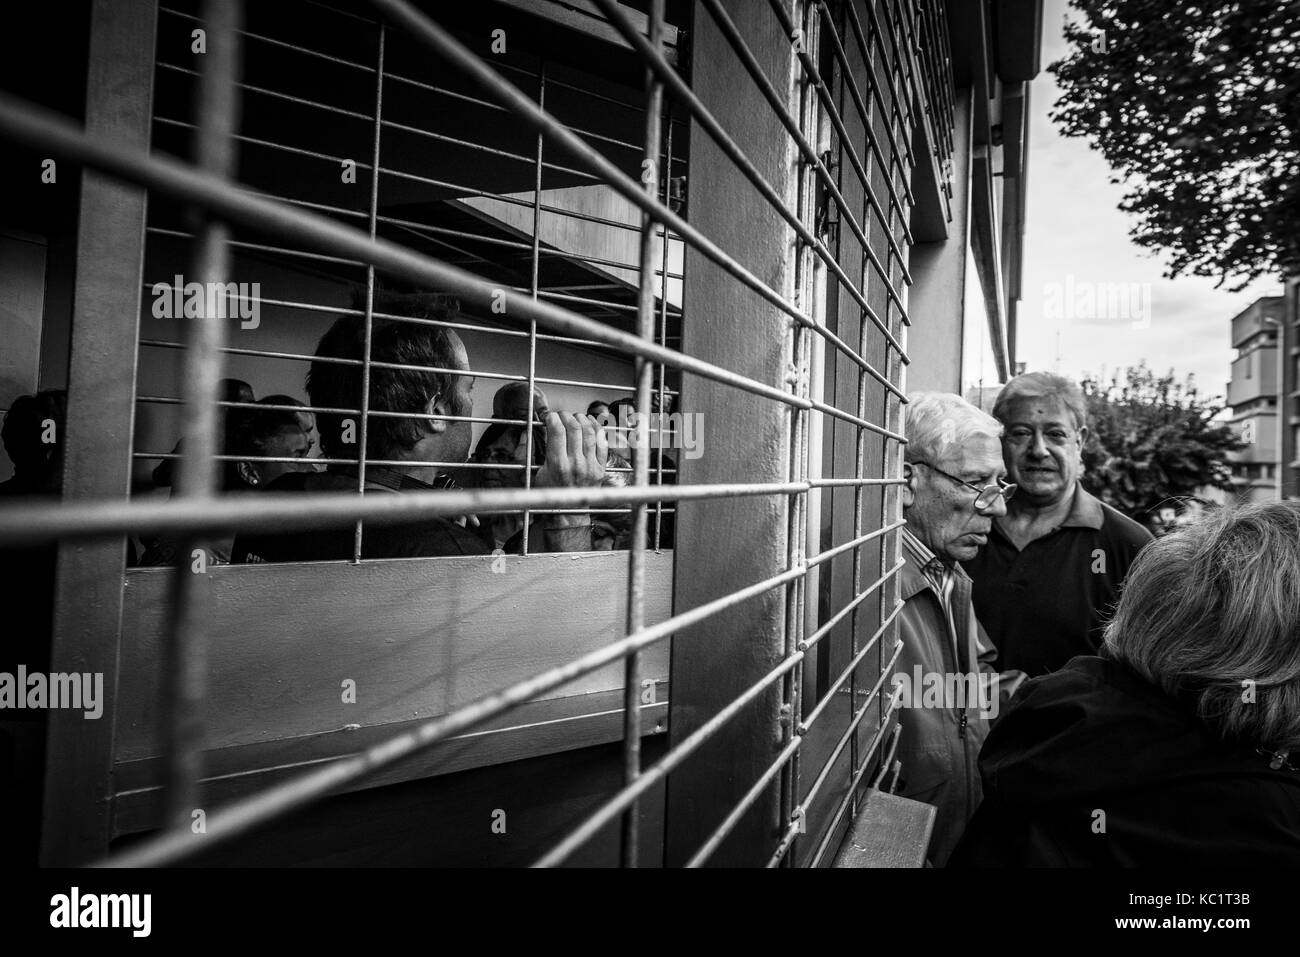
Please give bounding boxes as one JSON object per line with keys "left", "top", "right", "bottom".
{"left": 809, "top": 398, "right": 906, "bottom": 441}
{"left": 696, "top": 0, "right": 914, "bottom": 332}
{"left": 0, "top": 481, "right": 804, "bottom": 547}
{"left": 798, "top": 596, "right": 904, "bottom": 730}
{"left": 808, "top": 477, "right": 905, "bottom": 488}
{"left": 99, "top": 541, "right": 810, "bottom": 866}
{"left": 869, "top": 721, "right": 902, "bottom": 791}
{"left": 808, "top": 694, "right": 905, "bottom": 869}
{"left": 590, "top": 0, "right": 908, "bottom": 379}
{"left": 778, "top": 640, "right": 906, "bottom": 860}
{"left": 769, "top": 670, "right": 905, "bottom": 868}
{"left": 534, "top": 647, "right": 806, "bottom": 867}
{"left": 684, "top": 734, "right": 803, "bottom": 868}
{"left": 1, "top": 96, "right": 813, "bottom": 410}
{"left": 364, "top": 0, "right": 828, "bottom": 349}
{"left": 807, "top": 520, "right": 906, "bottom": 570}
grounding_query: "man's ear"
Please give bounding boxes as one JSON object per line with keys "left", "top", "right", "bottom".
{"left": 900, "top": 461, "right": 916, "bottom": 509}
{"left": 1076, "top": 424, "right": 1089, "bottom": 448}
{"left": 424, "top": 391, "right": 449, "bottom": 434}
{"left": 236, "top": 460, "right": 260, "bottom": 487}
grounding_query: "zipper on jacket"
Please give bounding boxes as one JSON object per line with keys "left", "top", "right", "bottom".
{"left": 959, "top": 712, "right": 968, "bottom": 738}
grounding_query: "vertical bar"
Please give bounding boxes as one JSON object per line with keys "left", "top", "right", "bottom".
{"left": 879, "top": 0, "right": 908, "bottom": 776}
{"left": 652, "top": 107, "right": 674, "bottom": 549}
{"left": 521, "top": 61, "right": 545, "bottom": 555}
{"left": 161, "top": 0, "right": 243, "bottom": 834}
{"left": 354, "top": 24, "right": 386, "bottom": 562}
{"left": 621, "top": 0, "right": 665, "bottom": 868}
{"left": 779, "top": 0, "right": 819, "bottom": 866}
{"left": 40, "top": 0, "right": 158, "bottom": 866}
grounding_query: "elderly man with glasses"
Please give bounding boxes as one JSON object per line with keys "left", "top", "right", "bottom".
{"left": 893, "top": 391, "right": 1025, "bottom": 867}
{"left": 960, "top": 372, "right": 1152, "bottom": 677}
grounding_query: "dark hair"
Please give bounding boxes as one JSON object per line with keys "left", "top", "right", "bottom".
{"left": 2, "top": 390, "right": 67, "bottom": 475}
{"left": 230, "top": 407, "right": 305, "bottom": 458}
{"left": 308, "top": 291, "right": 465, "bottom": 460}
{"left": 472, "top": 423, "right": 546, "bottom": 467}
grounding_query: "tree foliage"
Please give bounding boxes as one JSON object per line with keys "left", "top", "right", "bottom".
{"left": 1079, "top": 363, "right": 1244, "bottom": 519}
{"left": 1050, "top": 0, "right": 1300, "bottom": 287}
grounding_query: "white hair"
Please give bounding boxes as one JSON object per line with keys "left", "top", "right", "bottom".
{"left": 903, "top": 391, "right": 1003, "bottom": 464}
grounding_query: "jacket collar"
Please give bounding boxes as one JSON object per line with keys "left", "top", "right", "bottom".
{"left": 900, "top": 525, "right": 971, "bottom": 601}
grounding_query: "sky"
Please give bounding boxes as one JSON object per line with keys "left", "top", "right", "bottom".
{"left": 1016, "top": 0, "right": 1283, "bottom": 399}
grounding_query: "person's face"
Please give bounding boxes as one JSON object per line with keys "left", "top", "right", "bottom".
{"left": 999, "top": 396, "right": 1086, "bottom": 505}
{"left": 247, "top": 427, "right": 313, "bottom": 488}
{"left": 437, "top": 333, "right": 475, "bottom": 464}
{"left": 294, "top": 410, "right": 324, "bottom": 472}
{"left": 903, "top": 434, "right": 1008, "bottom": 563}
{"left": 479, "top": 429, "right": 526, "bottom": 489}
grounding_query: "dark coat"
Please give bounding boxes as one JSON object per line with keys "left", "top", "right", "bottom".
{"left": 950, "top": 655, "right": 1300, "bottom": 867}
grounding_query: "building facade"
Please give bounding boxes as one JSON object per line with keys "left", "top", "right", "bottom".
{"left": 1226, "top": 296, "right": 1284, "bottom": 502}
{"left": 0, "top": 0, "right": 1041, "bottom": 867}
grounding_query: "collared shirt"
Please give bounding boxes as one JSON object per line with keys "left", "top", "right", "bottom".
{"left": 894, "top": 524, "right": 992, "bottom": 865}
{"left": 960, "top": 483, "right": 1152, "bottom": 676}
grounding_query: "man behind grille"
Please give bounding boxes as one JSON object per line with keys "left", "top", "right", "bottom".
{"left": 233, "top": 292, "right": 605, "bottom": 562}
{"left": 893, "top": 392, "right": 1026, "bottom": 866}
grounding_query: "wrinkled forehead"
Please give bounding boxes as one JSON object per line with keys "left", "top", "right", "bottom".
{"left": 1002, "top": 394, "right": 1074, "bottom": 428}
{"left": 945, "top": 433, "right": 1004, "bottom": 476}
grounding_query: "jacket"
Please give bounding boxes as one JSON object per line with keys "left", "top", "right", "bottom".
{"left": 950, "top": 655, "right": 1300, "bottom": 867}
{"left": 892, "top": 529, "right": 1022, "bottom": 866}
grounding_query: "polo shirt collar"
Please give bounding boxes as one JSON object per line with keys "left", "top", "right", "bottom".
{"left": 1061, "top": 483, "right": 1105, "bottom": 530}
{"left": 991, "top": 482, "right": 1104, "bottom": 539}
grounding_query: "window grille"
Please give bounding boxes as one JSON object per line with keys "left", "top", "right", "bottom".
{"left": 0, "top": 0, "right": 953, "bottom": 867}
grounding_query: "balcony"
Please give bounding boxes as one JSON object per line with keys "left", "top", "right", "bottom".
{"left": 1227, "top": 411, "right": 1278, "bottom": 463}
{"left": 1230, "top": 296, "right": 1285, "bottom": 349}
{"left": 1227, "top": 350, "right": 1279, "bottom": 406}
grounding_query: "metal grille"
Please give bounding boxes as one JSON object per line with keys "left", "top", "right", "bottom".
{"left": 0, "top": 0, "right": 949, "bottom": 867}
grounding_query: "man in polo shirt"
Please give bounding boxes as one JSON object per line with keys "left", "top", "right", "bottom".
{"left": 961, "top": 372, "right": 1152, "bottom": 676}
{"left": 894, "top": 392, "right": 1025, "bottom": 867}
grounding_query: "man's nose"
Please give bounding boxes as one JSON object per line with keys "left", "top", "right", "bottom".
{"left": 1028, "top": 432, "right": 1049, "bottom": 458}
{"left": 979, "top": 492, "right": 1009, "bottom": 518}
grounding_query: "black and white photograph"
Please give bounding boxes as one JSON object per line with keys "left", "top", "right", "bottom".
{"left": 0, "top": 0, "right": 1296, "bottom": 936}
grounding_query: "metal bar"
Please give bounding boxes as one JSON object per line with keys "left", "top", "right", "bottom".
{"left": 683, "top": 734, "right": 803, "bottom": 868}
{"left": 652, "top": 104, "right": 674, "bottom": 550}
{"left": 519, "top": 60, "right": 547, "bottom": 558}
{"left": 362, "top": 0, "right": 827, "bottom": 346}
{"left": 764, "top": 0, "right": 917, "bottom": 225}
{"left": 810, "top": 397, "right": 906, "bottom": 440}
{"left": 620, "top": 0, "right": 666, "bottom": 868}
{"left": 354, "top": 24, "right": 385, "bottom": 563}
{"left": 807, "top": 520, "right": 905, "bottom": 570}
{"left": 100, "top": 556, "right": 810, "bottom": 867}
{"left": 696, "top": 0, "right": 914, "bottom": 334}
{"left": 534, "top": 647, "right": 805, "bottom": 868}
{"left": 769, "top": 650, "right": 905, "bottom": 867}
{"left": 161, "top": 0, "right": 242, "bottom": 835}
{"left": 808, "top": 692, "right": 905, "bottom": 868}
{"left": 0, "top": 93, "right": 807, "bottom": 410}
{"left": 590, "top": 0, "right": 908, "bottom": 379}
{"left": 814, "top": 1, "right": 915, "bottom": 190}
{"left": 0, "top": 482, "right": 806, "bottom": 547}
{"left": 798, "top": 596, "right": 904, "bottom": 730}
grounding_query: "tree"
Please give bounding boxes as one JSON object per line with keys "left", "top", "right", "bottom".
{"left": 1079, "top": 364, "right": 1244, "bottom": 521}
{"left": 1050, "top": 1, "right": 1300, "bottom": 288}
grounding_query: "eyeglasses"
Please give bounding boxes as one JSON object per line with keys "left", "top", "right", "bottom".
{"left": 911, "top": 461, "right": 1017, "bottom": 511}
